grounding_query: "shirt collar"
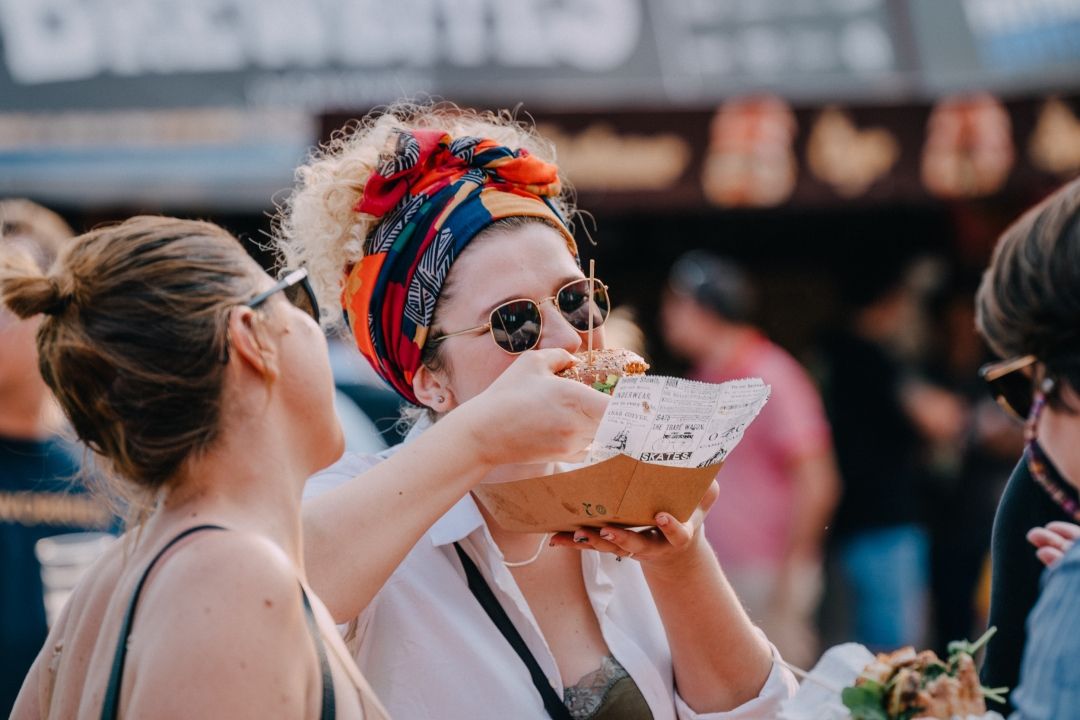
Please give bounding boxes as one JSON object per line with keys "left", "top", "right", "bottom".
{"left": 429, "top": 493, "right": 487, "bottom": 547}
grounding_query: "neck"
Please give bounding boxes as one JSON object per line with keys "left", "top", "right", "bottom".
{"left": 154, "top": 425, "right": 309, "bottom": 569}
{"left": 853, "top": 306, "right": 896, "bottom": 343}
{"left": 701, "top": 324, "right": 756, "bottom": 373}
{"left": 474, "top": 460, "right": 557, "bottom": 562}
{"left": 0, "top": 380, "right": 52, "bottom": 440}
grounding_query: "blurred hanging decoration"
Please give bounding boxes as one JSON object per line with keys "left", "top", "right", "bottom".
{"left": 701, "top": 96, "right": 797, "bottom": 208}
{"left": 806, "top": 107, "right": 900, "bottom": 197}
{"left": 921, "top": 94, "right": 1014, "bottom": 199}
{"left": 1029, "top": 98, "right": 1080, "bottom": 177}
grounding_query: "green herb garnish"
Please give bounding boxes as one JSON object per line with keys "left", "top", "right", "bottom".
{"left": 841, "top": 683, "right": 888, "bottom": 720}
{"left": 591, "top": 374, "right": 620, "bottom": 394}
{"left": 947, "top": 625, "right": 997, "bottom": 660}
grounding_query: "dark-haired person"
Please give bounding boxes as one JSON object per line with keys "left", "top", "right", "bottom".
{"left": 4, "top": 215, "right": 608, "bottom": 719}
{"left": 818, "top": 263, "right": 967, "bottom": 653}
{"left": 661, "top": 251, "right": 840, "bottom": 669}
{"left": 975, "top": 176, "right": 1080, "bottom": 719}
{"left": 0, "top": 200, "right": 113, "bottom": 717}
{"left": 280, "top": 104, "right": 798, "bottom": 719}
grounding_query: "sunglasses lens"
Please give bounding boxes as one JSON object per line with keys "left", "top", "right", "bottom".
{"left": 490, "top": 300, "right": 542, "bottom": 353}
{"left": 557, "top": 279, "right": 610, "bottom": 332}
{"left": 989, "top": 370, "right": 1034, "bottom": 421}
{"left": 283, "top": 277, "right": 320, "bottom": 324}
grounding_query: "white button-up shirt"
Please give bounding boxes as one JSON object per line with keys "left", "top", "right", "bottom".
{"left": 306, "top": 433, "right": 797, "bottom": 720}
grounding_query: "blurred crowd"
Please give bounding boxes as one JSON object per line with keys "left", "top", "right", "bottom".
{"left": 656, "top": 247, "right": 1023, "bottom": 668}
{"left": 1, "top": 196, "right": 1026, "bottom": 712}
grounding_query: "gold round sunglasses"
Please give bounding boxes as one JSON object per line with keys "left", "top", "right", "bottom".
{"left": 431, "top": 277, "right": 611, "bottom": 354}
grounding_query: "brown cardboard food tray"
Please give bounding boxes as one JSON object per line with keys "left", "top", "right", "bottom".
{"left": 472, "top": 453, "right": 722, "bottom": 533}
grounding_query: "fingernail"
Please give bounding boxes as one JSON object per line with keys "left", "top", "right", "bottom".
{"left": 656, "top": 514, "right": 668, "bottom": 526}
{"left": 599, "top": 530, "right": 614, "bottom": 541}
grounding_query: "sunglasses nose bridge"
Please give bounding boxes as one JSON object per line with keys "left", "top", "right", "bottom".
{"left": 533, "top": 297, "right": 587, "bottom": 352}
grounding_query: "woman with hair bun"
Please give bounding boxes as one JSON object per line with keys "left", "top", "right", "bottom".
{"left": 3, "top": 216, "right": 392, "bottom": 719}
{"left": 285, "top": 104, "right": 797, "bottom": 719}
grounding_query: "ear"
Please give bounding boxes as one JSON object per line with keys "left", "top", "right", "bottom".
{"left": 412, "top": 363, "right": 455, "bottom": 413}
{"left": 226, "top": 306, "right": 280, "bottom": 382}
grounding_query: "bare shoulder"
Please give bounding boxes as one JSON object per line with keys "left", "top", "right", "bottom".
{"left": 125, "top": 531, "right": 316, "bottom": 717}
{"left": 138, "top": 529, "right": 305, "bottom": 632}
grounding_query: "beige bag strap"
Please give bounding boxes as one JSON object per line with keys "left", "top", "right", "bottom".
{"left": 302, "top": 582, "right": 391, "bottom": 720}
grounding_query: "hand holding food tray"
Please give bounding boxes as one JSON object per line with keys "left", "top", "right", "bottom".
{"left": 472, "top": 370, "right": 771, "bottom": 533}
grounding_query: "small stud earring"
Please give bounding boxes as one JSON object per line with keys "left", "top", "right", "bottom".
{"left": 436, "top": 395, "right": 446, "bottom": 404}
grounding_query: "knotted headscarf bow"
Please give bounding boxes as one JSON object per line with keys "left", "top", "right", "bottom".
{"left": 342, "top": 129, "right": 577, "bottom": 404}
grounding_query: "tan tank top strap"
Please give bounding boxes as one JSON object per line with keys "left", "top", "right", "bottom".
{"left": 302, "top": 584, "right": 391, "bottom": 720}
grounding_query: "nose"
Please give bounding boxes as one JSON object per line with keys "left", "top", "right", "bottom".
{"left": 537, "top": 299, "right": 582, "bottom": 354}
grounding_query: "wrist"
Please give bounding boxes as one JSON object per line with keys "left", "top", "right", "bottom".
{"left": 442, "top": 399, "right": 499, "bottom": 471}
{"left": 641, "top": 531, "right": 716, "bottom": 583}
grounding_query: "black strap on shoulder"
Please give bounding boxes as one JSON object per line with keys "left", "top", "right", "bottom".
{"left": 100, "top": 526, "right": 337, "bottom": 720}
{"left": 453, "top": 542, "right": 573, "bottom": 720}
{"left": 300, "top": 586, "right": 336, "bottom": 720}
{"left": 100, "top": 524, "right": 226, "bottom": 720}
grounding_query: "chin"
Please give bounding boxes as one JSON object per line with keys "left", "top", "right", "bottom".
{"left": 312, "top": 422, "right": 347, "bottom": 473}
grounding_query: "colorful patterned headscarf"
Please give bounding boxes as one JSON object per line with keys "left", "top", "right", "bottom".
{"left": 342, "top": 129, "right": 578, "bottom": 404}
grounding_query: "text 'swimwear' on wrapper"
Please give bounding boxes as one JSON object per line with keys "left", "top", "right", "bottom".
{"left": 473, "top": 376, "right": 772, "bottom": 533}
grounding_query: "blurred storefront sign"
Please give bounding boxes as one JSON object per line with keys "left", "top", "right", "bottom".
{"left": 0, "top": 108, "right": 315, "bottom": 209}
{"left": 3, "top": 0, "right": 1080, "bottom": 113}
{"left": 329, "top": 96, "right": 1079, "bottom": 212}
{"left": 2, "top": 0, "right": 1080, "bottom": 208}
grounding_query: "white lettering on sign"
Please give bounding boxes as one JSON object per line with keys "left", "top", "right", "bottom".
{"left": 0, "top": 0, "right": 642, "bottom": 84}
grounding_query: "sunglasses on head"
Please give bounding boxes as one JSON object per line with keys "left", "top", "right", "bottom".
{"left": 979, "top": 354, "right": 1038, "bottom": 422}
{"left": 431, "top": 277, "right": 611, "bottom": 354}
{"left": 246, "top": 268, "right": 321, "bottom": 324}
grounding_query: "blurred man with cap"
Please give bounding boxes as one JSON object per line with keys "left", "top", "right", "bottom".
{"left": 662, "top": 250, "right": 840, "bottom": 667}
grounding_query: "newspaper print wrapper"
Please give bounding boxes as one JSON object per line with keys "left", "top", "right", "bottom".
{"left": 587, "top": 376, "right": 771, "bottom": 467}
{"left": 778, "top": 643, "right": 1005, "bottom": 720}
{"left": 472, "top": 376, "right": 771, "bottom": 532}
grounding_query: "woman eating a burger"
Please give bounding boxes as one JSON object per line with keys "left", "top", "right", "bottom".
{"left": 280, "top": 103, "right": 796, "bottom": 719}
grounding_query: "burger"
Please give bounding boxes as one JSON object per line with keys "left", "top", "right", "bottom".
{"left": 557, "top": 349, "right": 649, "bottom": 394}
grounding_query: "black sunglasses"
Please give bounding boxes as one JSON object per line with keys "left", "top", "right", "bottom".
{"left": 246, "top": 268, "right": 320, "bottom": 323}
{"left": 431, "top": 278, "right": 611, "bottom": 354}
{"left": 222, "top": 268, "right": 320, "bottom": 363}
{"left": 979, "top": 354, "right": 1038, "bottom": 422}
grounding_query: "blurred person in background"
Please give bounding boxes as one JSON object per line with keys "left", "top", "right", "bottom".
{"left": 0, "top": 199, "right": 112, "bottom": 717}
{"left": 975, "top": 175, "right": 1080, "bottom": 719}
{"left": 818, "top": 260, "right": 966, "bottom": 652}
{"left": 921, "top": 278, "right": 1023, "bottom": 655}
{"left": 600, "top": 306, "right": 648, "bottom": 359}
{"left": 661, "top": 250, "right": 840, "bottom": 668}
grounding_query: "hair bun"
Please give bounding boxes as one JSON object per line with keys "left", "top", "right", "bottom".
{"left": 0, "top": 247, "right": 72, "bottom": 319}
{"left": 42, "top": 281, "right": 72, "bottom": 315}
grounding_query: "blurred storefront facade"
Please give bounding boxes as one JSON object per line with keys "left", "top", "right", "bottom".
{"left": 2, "top": 0, "right": 1080, "bottom": 357}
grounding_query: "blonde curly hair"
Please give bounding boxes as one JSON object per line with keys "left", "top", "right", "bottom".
{"left": 273, "top": 102, "right": 577, "bottom": 330}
